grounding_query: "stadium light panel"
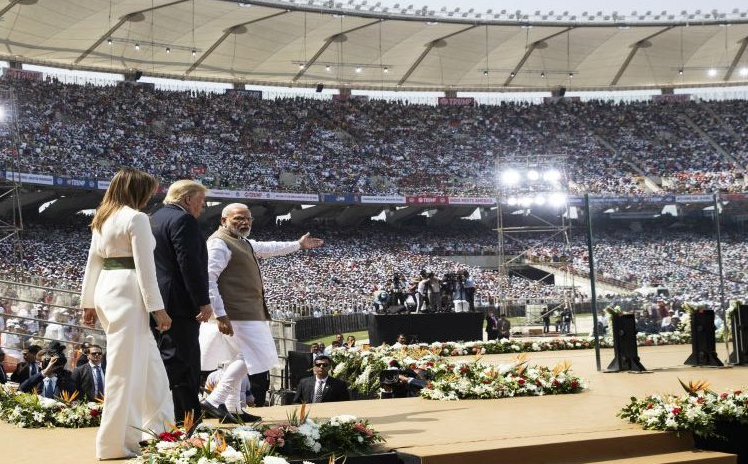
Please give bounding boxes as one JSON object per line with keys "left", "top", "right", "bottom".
{"left": 501, "top": 169, "right": 521, "bottom": 185}
{"left": 527, "top": 169, "right": 540, "bottom": 181}
{"left": 534, "top": 194, "right": 546, "bottom": 206}
{"left": 543, "top": 169, "right": 561, "bottom": 182}
{"left": 740, "top": 67, "right": 748, "bottom": 77}
{"left": 519, "top": 197, "right": 534, "bottom": 208}
{"left": 707, "top": 68, "right": 717, "bottom": 77}
{"left": 548, "top": 192, "right": 567, "bottom": 207}
{"left": 507, "top": 197, "right": 518, "bottom": 206}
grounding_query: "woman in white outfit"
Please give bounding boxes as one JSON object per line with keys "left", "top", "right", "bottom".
{"left": 81, "top": 168, "right": 174, "bottom": 460}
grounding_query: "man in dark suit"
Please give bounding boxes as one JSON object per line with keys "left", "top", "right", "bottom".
{"left": 151, "top": 180, "right": 213, "bottom": 424}
{"left": 0, "top": 349, "right": 8, "bottom": 384}
{"left": 20, "top": 353, "right": 76, "bottom": 398}
{"left": 293, "top": 355, "right": 350, "bottom": 404}
{"left": 71, "top": 345, "right": 106, "bottom": 401}
{"left": 10, "top": 344, "right": 42, "bottom": 384}
{"left": 485, "top": 309, "right": 499, "bottom": 340}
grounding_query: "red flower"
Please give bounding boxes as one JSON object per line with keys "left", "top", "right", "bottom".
{"left": 426, "top": 362, "right": 434, "bottom": 367}
{"left": 158, "top": 431, "right": 181, "bottom": 442}
{"left": 552, "top": 380, "right": 560, "bottom": 387}
{"left": 89, "top": 408, "right": 100, "bottom": 417}
{"left": 517, "top": 378, "right": 526, "bottom": 386}
{"left": 460, "top": 367, "right": 469, "bottom": 374}
{"left": 571, "top": 380, "right": 579, "bottom": 389}
{"left": 721, "top": 393, "right": 729, "bottom": 400}
{"left": 482, "top": 380, "right": 490, "bottom": 384}
{"left": 389, "top": 360, "right": 397, "bottom": 367}
{"left": 672, "top": 408, "right": 682, "bottom": 414}
{"left": 734, "top": 390, "right": 742, "bottom": 395}
{"left": 472, "top": 347, "right": 479, "bottom": 353}
{"left": 646, "top": 404, "right": 653, "bottom": 409}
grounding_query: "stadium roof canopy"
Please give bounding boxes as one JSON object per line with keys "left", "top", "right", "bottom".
{"left": 2, "top": 0, "right": 748, "bottom": 92}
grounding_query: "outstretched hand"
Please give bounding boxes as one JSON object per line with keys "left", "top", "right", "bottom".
{"left": 298, "top": 232, "right": 324, "bottom": 250}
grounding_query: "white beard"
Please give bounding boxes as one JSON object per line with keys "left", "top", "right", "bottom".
{"left": 225, "top": 224, "right": 250, "bottom": 238}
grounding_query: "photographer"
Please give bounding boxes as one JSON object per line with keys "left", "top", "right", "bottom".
{"left": 20, "top": 343, "right": 76, "bottom": 398}
{"left": 392, "top": 273, "right": 406, "bottom": 306}
{"left": 380, "top": 362, "right": 427, "bottom": 399}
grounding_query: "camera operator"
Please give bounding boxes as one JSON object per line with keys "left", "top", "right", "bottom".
{"left": 463, "top": 270, "right": 476, "bottom": 311}
{"left": 392, "top": 273, "right": 406, "bottom": 306}
{"left": 380, "top": 361, "right": 427, "bottom": 399}
{"left": 20, "top": 343, "right": 76, "bottom": 398}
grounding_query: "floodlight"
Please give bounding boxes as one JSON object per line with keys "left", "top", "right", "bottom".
{"left": 534, "top": 194, "right": 546, "bottom": 206}
{"left": 527, "top": 169, "right": 539, "bottom": 180}
{"left": 543, "top": 169, "right": 561, "bottom": 182}
{"left": 501, "top": 169, "right": 521, "bottom": 185}
{"left": 507, "top": 197, "right": 518, "bottom": 206}
{"left": 548, "top": 192, "right": 567, "bottom": 207}
{"left": 519, "top": 196, "right": 534, "bottom": 208}
{"left": 707, "top": 68, "right": 717, "bottom": 77}
{"left": 739, "top": 67, "right": 748, "bottom": 77}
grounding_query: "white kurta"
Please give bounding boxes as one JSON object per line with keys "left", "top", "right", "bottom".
{"left": 80, "top": 206, "right": 174, "bottom": 460}
{"left": 200, "top": 235, "right": 300, "bottom": 373}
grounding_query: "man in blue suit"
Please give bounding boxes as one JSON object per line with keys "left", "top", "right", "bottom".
{"left": 151, "top": 180, "right": 213, "bottom": 424}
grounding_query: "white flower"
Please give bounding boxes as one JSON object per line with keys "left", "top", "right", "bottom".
{"left": 221, "top": 446, "right": 244, "bottom": 463}
{"left": 330, "top": 414, "right": 357, "bottom": 425}
{"left": 262, "top": 456, "right": 290, "bottom": 464}
{"left": 181, "top": 448, "right": 198, "bottom": 458}
{"left": 232, "top": 428, "right": 263, "bottom": 443}
{"left": 357, "top": 435, "right": 364, "bottom": 443}
{"left": 40, "top": 397, "right": 59, "bottom": 409}
{"left": 156, "top": 441, "right": 180, "bottom": 451}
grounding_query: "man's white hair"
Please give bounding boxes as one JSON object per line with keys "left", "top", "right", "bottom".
{"left": 221, "top": 202, "right": 249, "bottom": 218}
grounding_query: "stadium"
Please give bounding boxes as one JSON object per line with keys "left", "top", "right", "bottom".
{"left": 1, "top": 1, "right": 748, "bottom": 463}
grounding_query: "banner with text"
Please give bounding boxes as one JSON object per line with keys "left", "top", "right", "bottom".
{"left": 54, "top": 177, "right": 97, "bottom": 189}
{"left": 268, "top": 192, "right": 320, "bottom": 202}
{"left": 360, "top": 195, "right": 406, "bottom": 204}
{"left": 6, "top": 171, "right": 54, "bottom": 185}
{"left": 321, "top": 194, "right": 361, "bottom": 203}
{"left": 437, "top": 97, "right": 475, "bottom": 107}
{"left": 448, "top": 196, "right": 495, "bottom": 206}
{"left": 3, "top": 68, "right": 43, "bottom": 81}
{"left": 405, "top": 195, "right": 449, "bottom": 205}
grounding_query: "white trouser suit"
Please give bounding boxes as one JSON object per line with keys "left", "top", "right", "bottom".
{"left": 81, "top": 206, "right": 174, "bottom": 459}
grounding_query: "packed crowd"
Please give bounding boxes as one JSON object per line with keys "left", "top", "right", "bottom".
{"left": 1, "top": 78, "right": 747, "bottom": 196}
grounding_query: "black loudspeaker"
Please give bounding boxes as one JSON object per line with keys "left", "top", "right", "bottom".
{"left": 729, "top": 305, "right": 748, "bottom": 365}
{"left": 558, "top": 86, "right": 566, "bottom": 97}
{"left": 684, "top": 309, "right": 724, "bottom": 366}
{"left": 134, "top": 70, "right": 143, "bottom": 81}
{"left": 315, "top": 83, "right": 324, "bottom": 93}
{"left": 286, "top": 351, "right": 314, "bottom": 390}
{"left": 606, "top": 313, "right": 647, "bottom": 372}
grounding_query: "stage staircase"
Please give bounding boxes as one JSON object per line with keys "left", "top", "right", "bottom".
{"left": 398, "top": 429, "right": 736, "bottom": 464}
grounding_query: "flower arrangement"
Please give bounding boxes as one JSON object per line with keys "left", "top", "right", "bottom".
{"left": 618, "top": 380, "right": 748, "bottom": 438}
{"left": 419, "top": 355, "right": 585, "bottom": 401}
{"left": 328, "top": 335, "right": 686, "bottom": 396}
{"left": 0, "top": 385, "right": 102, "bottom": 428}
{"left": 136, "top": 406, "right": 384, "bottom": 464}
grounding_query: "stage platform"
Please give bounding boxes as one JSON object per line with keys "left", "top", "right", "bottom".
{"left": 2, "top": 344, "right": 744, "bottom": 464}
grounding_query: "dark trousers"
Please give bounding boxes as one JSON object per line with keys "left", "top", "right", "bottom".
{"left": 155, "top": 317, "right": 201, "bottom": 423}
{"left": 486, "top": 329, "right": 498, "bottom": 340}
{"left": 249, "top": 371, "right": 270, "bottom": 407}
{"left": 465, "top": 288, "right": 476, "bottom": 311}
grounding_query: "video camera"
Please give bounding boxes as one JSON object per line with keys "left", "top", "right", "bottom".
{"left": 379, "top": 368, "right": 401, "bottom": 386}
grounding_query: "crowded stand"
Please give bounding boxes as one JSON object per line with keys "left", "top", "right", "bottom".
{"left": 0, "top": 78, "right": 747, "bottom": 196}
